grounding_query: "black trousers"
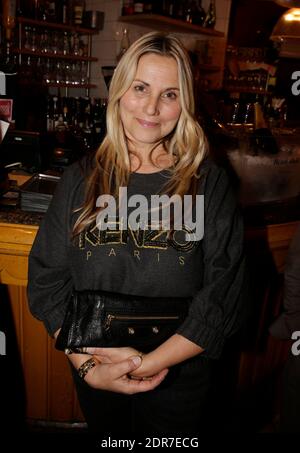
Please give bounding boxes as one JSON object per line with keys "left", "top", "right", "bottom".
{"left": 71, "top": 355, "right": 214, "bottom": 434}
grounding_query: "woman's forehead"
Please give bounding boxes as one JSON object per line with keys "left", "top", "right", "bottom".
{"left": 134, "top": 54, "right": 179, "bottom": 86}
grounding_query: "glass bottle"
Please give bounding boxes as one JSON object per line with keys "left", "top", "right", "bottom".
{"left": 117, "top": 28, "right": 130, "bottom": 62}
{"left": 203, "top": 0, "right": 216, "bottom": 29}
{"left": 46, "top": 96, "right": 54, "bottom": 132}
{"left": 73, "top": 0, "right": 85, "bottom": 26}
{"left": 58, "top": 0, "right": 69, "bottom": 24}
{"left": 45, "top": 1, "right": 57, "bottom": 22}
{"left": 184, "top": 0, "right": 205, "bottom": 25}
{"left": 184, "top": 1, "right": 193, "bottom": 23}
{"left": 251, "top": 102, "right": 278, "bottom": 154}
{"left": 133, "top": 1, "right": 144, "bottom": 14}
{"left": 193, "top": 0, "right": 205, "bottom": 26}
{"left": 122, "top": 1, "right": 134, "bottom": 16}
{"left": 52, "top": 96, "right": 60, "bottom": 130}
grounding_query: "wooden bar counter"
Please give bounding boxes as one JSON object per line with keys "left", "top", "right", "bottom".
{"left": 0, "top": 196, "right": 299, "bottom": 429}
{"left": 0, "top": 208, "right": 84, "bottom": 425}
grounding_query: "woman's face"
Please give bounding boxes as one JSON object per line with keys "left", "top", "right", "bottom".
{"left": 119, "top": 53, "right": 182, "bottom": 150}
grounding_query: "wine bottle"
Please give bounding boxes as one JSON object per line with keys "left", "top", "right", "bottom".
{"left": 58, "top": 0, "right": 69, "bottom": 24}
{"left": 73, "top": 0, "right": 85, "bottom": 25}
{"left": 203, "top": 0, "right": 216, "bottom": 29}
{"left": 251, "top": 102, "right": 279, "bottom": 154}
{"left": 45, "top": 1, "right": 57, "bottom": 22}
{"left": 194, "top": 0, "right": 206, "bottom": 26}
{"left": 117, "top": 29, "right": 130, "bottom": 62}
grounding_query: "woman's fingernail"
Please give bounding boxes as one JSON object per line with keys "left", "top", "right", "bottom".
{"left": 132, "top": 356, "right": 142, "bottom": 367}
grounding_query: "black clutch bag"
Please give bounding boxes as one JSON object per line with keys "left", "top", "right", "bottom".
{"left": 55, "top": 290, "right": 191, "bottom": 352}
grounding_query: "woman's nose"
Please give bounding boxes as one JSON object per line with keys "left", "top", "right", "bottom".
{"left": 144, "top": 96, "right": 159, "bottom": 116}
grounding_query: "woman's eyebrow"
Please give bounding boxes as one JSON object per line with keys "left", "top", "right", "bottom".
{"left": 133, "top": 79, "right": 180, "bottom": 90}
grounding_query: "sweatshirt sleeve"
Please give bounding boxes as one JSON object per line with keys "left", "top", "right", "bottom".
{"left": 176, "top": 165, "right": 247, "bottom": 359}
{"left": 27, "top": 166, "right": 77, "bottom": 337}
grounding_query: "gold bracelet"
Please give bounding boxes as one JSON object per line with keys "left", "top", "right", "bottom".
{"left": 77, "top": 357, "right": 97, "bottom": 380}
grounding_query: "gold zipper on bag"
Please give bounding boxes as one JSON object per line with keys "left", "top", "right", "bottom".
{"left": 104, "top": 314, "right": 179, "bottom": 331}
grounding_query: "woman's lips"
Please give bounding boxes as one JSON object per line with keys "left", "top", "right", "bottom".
{"left": 136, "top": 118, "right": 159, "bottom": 128}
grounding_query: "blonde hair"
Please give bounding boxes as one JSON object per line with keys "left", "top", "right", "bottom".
{"left": 73, "top": 31, "right": 208, "bottom": 236}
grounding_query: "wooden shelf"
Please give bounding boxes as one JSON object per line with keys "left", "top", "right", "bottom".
{"left": 118, "top": 14, "right": 224, "bottom": 37}
{"left": 17, "top": 16, "right": 98, "bottom": 34}
{"left": 44, "top": 82, "right": 97, "bottom": 89}
{"left": 14, "top": 48, "right": 97, "bottom": 62}
{"left": 15, "top": 16, "right": 98, "bottom": 95}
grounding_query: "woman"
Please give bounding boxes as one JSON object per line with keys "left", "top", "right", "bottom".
{"left": 28, "top": 32, "right": 246, "bottom": 434}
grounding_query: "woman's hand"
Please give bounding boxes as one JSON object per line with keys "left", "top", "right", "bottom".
{"left": 84, "top": 355, "right": 168, "bottom": 394}
{"left": 84, "top": 346, "right": 141, "bottom": 364}
{"left": 87, "top": 348, "right": 162, "bottom": 380}
{"left": 129, "top": 334, "right": 205, "bottom": 379}
{"left": 128, "top": 353, "right": 158, "bottom": 379}
{"left": 79, "top": 347, "right": 170, "bottom": 381}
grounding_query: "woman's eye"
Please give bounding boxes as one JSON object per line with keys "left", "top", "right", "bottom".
{"left": 163, "top": 91, "right": 177, "bottom": 100}
{"left": 133, "top": 85, "right": 147, "bottom": 93}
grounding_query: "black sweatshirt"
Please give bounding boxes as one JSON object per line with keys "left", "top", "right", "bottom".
{"left": 27, "top": 158, "right": 246, "bottom": 359}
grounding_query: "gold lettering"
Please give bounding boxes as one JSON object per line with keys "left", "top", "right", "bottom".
{"left": 129, "top": 225, "right": 144, "bottom": 247}
{"left": 86, "top": 251, "right": 92, "bottom": 260}
{"left": 143, "top": 229, "right": 168, "bottom": 249}
{"left": 134, "top": 250, "right": 140, "bottom": 260}
{"left": 100, "top": 229, "right": 122, "bottom": 245}
{"left": 85, "top": 225, "right": 101, "bottom": 247}
{"left": 179, "top": 256, "right": 185, "bottom": 266}
{"left": 99, "top": 220, "right": 128, "bottom": 245}
{"left": 108, "top": 248, "right": 116, "bottom": 257}
{"left": 168, "top": 229, "right": 196, "bottom": 253}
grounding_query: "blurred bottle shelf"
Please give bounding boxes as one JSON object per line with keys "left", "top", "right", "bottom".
{"left": 17, "top": 17, "right": 99, "bottom": 34}
{"left": 13, "top": 48, "right": 97, "bottom": 62}
{"left": 118, "top": 14, "right": 224, "bottom": 37}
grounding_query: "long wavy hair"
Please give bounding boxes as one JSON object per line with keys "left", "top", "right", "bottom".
{"left": 73, "top": 31, "right": 208, "bottom": 236}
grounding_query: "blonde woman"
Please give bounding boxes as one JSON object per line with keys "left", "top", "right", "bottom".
{"left": 28, "top": 32, "right": 246, "bottom": 433}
